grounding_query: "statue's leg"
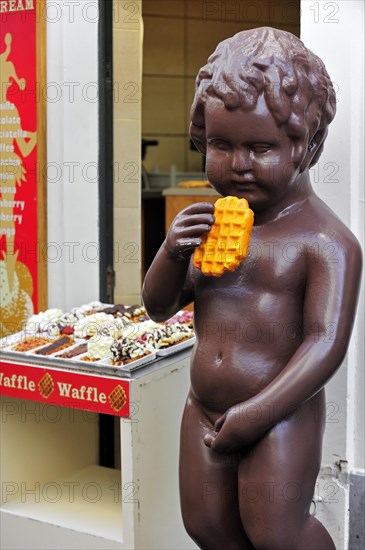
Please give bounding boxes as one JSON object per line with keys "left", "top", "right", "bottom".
{"left": 238, "top": 389, "right": 335, "bottom": 550}
{"left": 179, "top": 391, "right": 254, "bottom": 550}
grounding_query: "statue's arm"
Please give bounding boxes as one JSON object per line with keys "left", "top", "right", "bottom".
{"left": 142, "top": 202, "right": 214, "bottom": 321}
{"left": 142, "top": 244, "right": 194, "bottom": 322}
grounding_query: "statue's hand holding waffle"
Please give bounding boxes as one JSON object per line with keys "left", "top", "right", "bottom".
{"left": 165, "top": 202, "right": 215, "bottom": 261}
{"left": 193, "top": 196, "right": 254, "bottom": 277}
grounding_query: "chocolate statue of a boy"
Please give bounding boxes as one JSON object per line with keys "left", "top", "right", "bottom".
{"left": 142, "top": 27, "right": 362, "bottom": 549}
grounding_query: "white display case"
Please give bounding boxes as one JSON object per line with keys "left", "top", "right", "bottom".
{"left": 0, "top": 349, "right": 197, "bottom": 549}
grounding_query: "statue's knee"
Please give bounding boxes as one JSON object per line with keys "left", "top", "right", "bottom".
{"left": 182, "top": 510, "right": 226, "bottom": 548}
{"left": 249, "top": 529, "right": 297, "bottom": 550}
{"left": 181, "top": 515, "right": 201, "bottom": 545}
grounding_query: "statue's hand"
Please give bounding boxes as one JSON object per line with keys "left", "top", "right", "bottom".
{"left": 204, "top": 403, "right": 263, "bottom": 454}
{"left": 164, "top": 202, "right": 214, "bottom": 261}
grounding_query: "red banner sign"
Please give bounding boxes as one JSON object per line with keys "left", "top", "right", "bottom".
{"left": 0, "top": 360, "right": 130, "bottom": 417}
{"left": 0, "top": 0, "right": 42, "bottom": 337}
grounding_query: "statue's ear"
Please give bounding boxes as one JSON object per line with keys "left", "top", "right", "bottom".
{"left": 300, "top": 129, "right": 327, "bottom": 172}
{"left": 190, "top": 123, "right": 207, "bottom": 156}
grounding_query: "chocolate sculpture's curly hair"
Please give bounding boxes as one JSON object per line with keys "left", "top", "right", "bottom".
{"left": 190, "top": 27, "right": 336, "bottom": 167}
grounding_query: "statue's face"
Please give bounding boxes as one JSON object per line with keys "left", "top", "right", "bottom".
{"left": 204, "top": 95, "right": 308, "bottom": 213}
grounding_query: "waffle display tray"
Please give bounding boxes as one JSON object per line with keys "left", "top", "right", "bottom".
{"left": 0, "top": 333, "right": 195, "bottom": 378}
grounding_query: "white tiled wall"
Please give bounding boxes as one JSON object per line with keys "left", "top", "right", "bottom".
{"left": 113, "top": 0, "right": 143, "bottom": 304}
{"left": 142, "top": 0, "right": 300, "bottom": 173}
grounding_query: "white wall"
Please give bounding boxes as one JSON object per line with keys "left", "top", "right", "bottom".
{"left": 301, "top": 0, "right": 365, "bottom": 488}
{"left": 302, "top": 0, "right": 364, "bottom": 473}
{"left": 46, "top": 0, "right": 99, "bottom": 311}
{"left": 301, "top": 5, "right": 364, "bottom": 547}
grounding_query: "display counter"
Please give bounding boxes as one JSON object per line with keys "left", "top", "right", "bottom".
{"left": 0, "top": 340, "right": 197, "bottom": 549}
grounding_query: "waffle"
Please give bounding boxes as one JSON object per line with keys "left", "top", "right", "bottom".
{"left": 108, "top": 385, "right": 127, "bottom": 412}
{"left": 80, "top": 356, "right": 99, "bottom": 362}
{"left": 13, "top": 337, "right": 51, "bottom": 352}
{"left": 193, "top": 196, "right": 254, "bottom": 277}
{"left": 38, "top": 373, "right": 55, "bottom": 398}
{"left": 177, "top": 180, "right": 210, "bottom": 188}
{"left": 112, "top": 353, "right": 151, "bottom": 367}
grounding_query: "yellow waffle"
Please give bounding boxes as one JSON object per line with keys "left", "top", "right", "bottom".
{"left": 13, "top": 337, "right": 51, "bottom": 352}
{"left": 193, "top": 196, "right": 254, "bottom": 277}
{"left": 108, "top": 385, "right": 127, "bottom": 412}
{"left": 38, "top": 373, "right": 55, "bottom": 399}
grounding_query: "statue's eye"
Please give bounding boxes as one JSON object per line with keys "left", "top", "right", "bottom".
{"left": 208, "top": 139, "right": 231, "bottom": 152}
{"left": 251, "top": 144, "right": 271, "bottom": 153}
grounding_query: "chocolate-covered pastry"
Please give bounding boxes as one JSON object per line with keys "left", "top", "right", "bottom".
{"left": 123, "top": 304, "right": 147, "bottom": 321}
{"left": 57, "top": 343, "right": 88, "bottom": 359}
{"left": 35, "top": 336, "right": 74, "bottom": 356}
{"left": 110, "top": 337, "right": 151, "bottom": 365}
{"left": 142, "top": 323, "right": 194, "bottom": 349}
{"left": 87, "top": 304, "right": 127, "bottom": 317}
